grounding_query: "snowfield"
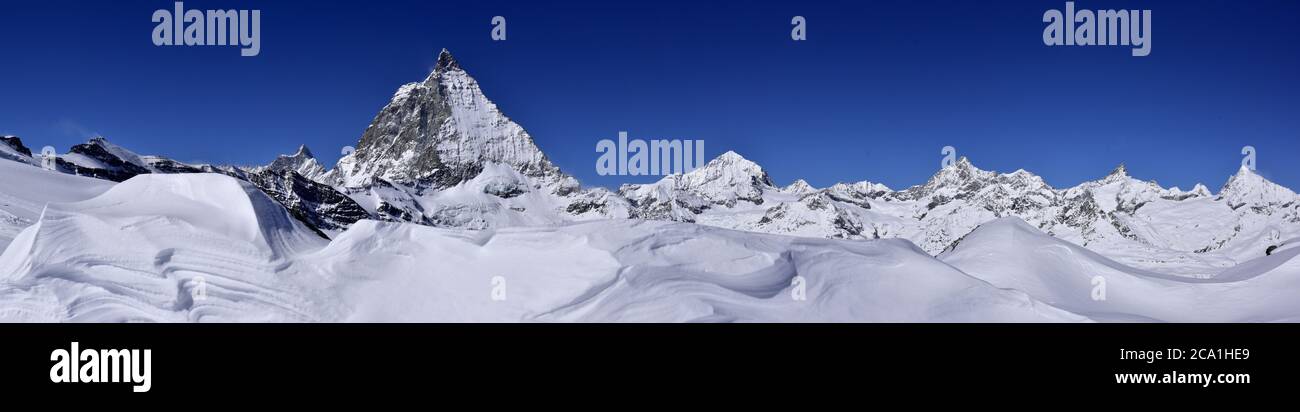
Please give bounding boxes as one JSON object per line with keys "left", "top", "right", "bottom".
{"left": 0, "top": 173, "right": 328, "bottom": 322}
{"left": 0, "top": 158, "right": 113, "bottom": 251}
{"left": 0, "top": 172, "right": 1077, "bottom": 322}
{"left": 941, "top": 218, "right": 1300, "bottom": 322}
{"left": 2, "top": 171, "right": 1299, "bottom": 322}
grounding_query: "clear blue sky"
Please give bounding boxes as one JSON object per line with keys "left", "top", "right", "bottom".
{"left": 1, "top": 0, "right": 1298, "bottom": 191}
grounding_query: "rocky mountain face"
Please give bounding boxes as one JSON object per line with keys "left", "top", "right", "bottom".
{"left": 24, "top": 137, "right": 368, "bottom": 237}
{"left": 315, "top": 49, "right": 628, "bottom": 230}
{"left": 259, "top": 145, "right": 329, "bottom": 181}
{"left": 0, "top": 135, "right": 34, "bottom": 165}
{"left": 55, "top": 137, "right": 152, "bottom": 181}
{"left": 328, "top": 49, "right": 558, "bottom": 189}
{"left": 244, "top": 168, "right": 371, "bottom": 233}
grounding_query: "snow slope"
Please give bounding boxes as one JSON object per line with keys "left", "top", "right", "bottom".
{"left": 0, "top": 159, "right": 114, "bottom": 250}
{"left": 941, "top": 217, "right": 1300, "bottom": 322}
{"left": 0, "top": 173, "right": 329, "bottom": 322}
{"left": 0, "top": 173, "right": 1079, "bottom": 322}
{"left": 7, "top": 171, "right": 1300, "bottom": 322}
{"left": 629, "top": 152, "right": 1298, "bottom": 278}
{"left": 310, "top": 219, "right": 1079, "bottom": 322}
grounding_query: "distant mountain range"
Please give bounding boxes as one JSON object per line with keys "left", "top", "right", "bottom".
{"left": 4, "top": 49, "right": 1297, "bottom": 279}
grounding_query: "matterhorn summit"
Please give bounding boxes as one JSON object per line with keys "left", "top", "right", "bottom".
{"left": 332, "top": 49, "right": 557, "bottom": 189}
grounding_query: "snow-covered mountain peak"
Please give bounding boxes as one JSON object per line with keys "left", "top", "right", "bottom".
{"left": 434, "top": 48, "right": 461, "bottom": 72}
{"left": 1001, "top": 168, "right": 1051, "bottom": 188}
{"left": 782, "top": 179, "right": 816, "bottom": 195}
{"left": 696, "top": 150, "right": 766, "bottom": 175}
{"left": 906, "top": 156, "right": 996, "bottom": 197}
{"left": 84, "top": 136, "right": 147, "bottom": 168}
{"left": 848, "top": 181, "right": 892, "bottom": 194}
{"left": 265, "top": 144, "right": 327, "bottom": 181}
{"left": 0, "top": 135, "right": 28, "bottom": 153}
{"left": 936, "top": 156, "right": 991, "bottom": 179}
{"left": 618, "top": 151, "right": 775, "bottom": 219}
{"left": 1219, "top": 166, "right": 1298, "bottom": 208}
{"left": 272, "top": 144, "right": 315, "bottom": 164}
{"left": 293, "top": 144, "right": 313, "bottom": 159}
{"left": 1190, "top": 183, "right": 1212, "bottom": 197}
{"left": 1103, "top": 163, "right": 1130, "bottom": 182}
{"left": 677, "top": 151, "right": 776, "bottom": 191}
{"left": 0, "top": 135, "right": 34, "bottom": 165}
{"left": 715, "top": 150, "right": 746, "bottom": 162}
{"left": 336, "top": 48, "right": 556, "bottom": 188}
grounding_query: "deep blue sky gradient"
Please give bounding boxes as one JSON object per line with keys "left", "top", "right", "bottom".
{"left": 1, "top": 0, "right": 1297, "bottom": 191}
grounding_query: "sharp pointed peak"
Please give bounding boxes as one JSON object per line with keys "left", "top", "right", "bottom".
{"left": 292, "top": 144, "right": 314, "bottom": 159}
{"left": 785, "top": 179, "right": 813, "bottom": 188}
{"left": 693, "top": 150, "right": 770, "bottom": 180}
{"left": 1220, "top": 165, "right": 1297, "bottom": 205}
{"left": 944, "top": 156, "right": 986, "bottom": 172}
{"left": 1224, "top": 166, "right": 1264, "bottom": 189}
{"left": 436, "top": 48, "right": 461, "bottom": 71}
{"left": 1096, "top": 163, "right": 1132, "bottom": 183}
{"left": 937, "top": 156, "right": 985, "bottom": 174}
{"left": 1109, "top": 163, "right": 1129, "bottom": 177}
{"left": 717, "top": 150, "right": 746, "bottom": 161}
{"left": 1191, "top": 183, "right": 1212, "bottom": 196}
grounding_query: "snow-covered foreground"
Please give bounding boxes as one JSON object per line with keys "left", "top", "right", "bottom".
{"left": 0, "top": 172, "right": 1073, "bottom": 322}
{"left": 3, "top": 172, "right": 1300, "bottom": 322}
{"left": 0, "top": 159, "right": 113, "bottom": 251}
{"left": 941, "top": 218, "right": 1300, "bottom": 322}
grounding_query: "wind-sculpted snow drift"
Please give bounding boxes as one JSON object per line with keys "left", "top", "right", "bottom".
{"left": 0, "top": 173, "right": 330, "bottom": 322}
{"left": 941, "top": 218, "right": 1300, "bottom": 322}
